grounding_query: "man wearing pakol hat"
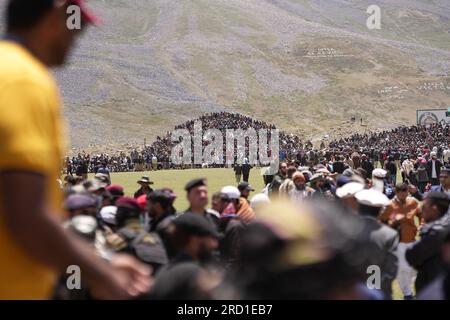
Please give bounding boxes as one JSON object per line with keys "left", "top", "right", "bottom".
{"left": 107, "top": 197, "right": 168, "bottom": 275}
{"left": 99, "top": 205, "right": 118, "bottom": 231}
{"left": 226, "top": 184, "right": 256, "bottom": 224}
{"left": 371, "top": 168, "right": 394, "bottom": 199}
{"left": 134, "top": 176, "right": 154, "bottom": 199}
{"left": 217, "top": 186, "right": 247, "bottom": 269}
{"left": 355, "top": 189, "right": 399, "bottom": 299}
{"left": 149, "top": 213, "right": 221, "bottom": 300}
{"left": 64, "top": 192, "right": 98, "bottom": 220}
{"left": 182, "top": 178, "right": 220, "bottom": 232}
{"left": 250, "top": 193, "right": 271, "bottom": 215}
{"left": 94, "top": 173, "right": 111, "bottom": 187}
{"left": 427, "top": 151, "right": 443, "bottom": 186}
{"left": 310, "top": 172, "right": 334, "bottom": 200}
{"left": 335, "top": 182, "right": 365, "bottom": 212}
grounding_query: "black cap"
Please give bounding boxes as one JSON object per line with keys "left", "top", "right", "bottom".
{"left": 238, "top": 182, "right": 255, "bottom": 191}
{"left": 147, "top": 189, "right": 173, "bottom": 207}
{"left": 173, "top": 213, "right": 219, "bottom": 238}
{"left": 184, "top": 178, "right": 207, "bottom": 193}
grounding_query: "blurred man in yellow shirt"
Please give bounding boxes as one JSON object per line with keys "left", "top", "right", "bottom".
{"left": 0, "top": 0, "right": 151, "bottom": 299}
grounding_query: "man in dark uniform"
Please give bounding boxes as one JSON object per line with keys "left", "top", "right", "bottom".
{"left": 182, "top": 178, "right": 220, "bottom": 232}
{"left": 242, "top": 160, "right": 252, "bottom": 183}
{"left": 134, "top": 176, "right": 154, "bottom": 199}
{"left": 107, "top": 197, "right": 168, "bottom": 275}
{"left": 148, "top": 213, "right": 220, "bottom": 300}
{"left": 233, "top": 164, "right": 242, "bottom": 183}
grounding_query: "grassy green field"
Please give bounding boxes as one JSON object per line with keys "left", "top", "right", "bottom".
{"left": 98, "top": 168, "right": 267, "bottom": 212}
{"left": 95, "top": 167, "right": 408, "bottom": 300}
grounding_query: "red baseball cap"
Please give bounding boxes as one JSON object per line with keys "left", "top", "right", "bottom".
{"left": 69, "top": 0, "right": 100, "bottom": 25}
{"left": 136, "top": 195, "right": 147, "bottom": 211}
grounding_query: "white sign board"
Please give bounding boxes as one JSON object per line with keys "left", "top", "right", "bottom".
{"left": 417, "top": 109, "right": 450, "bottom": 125}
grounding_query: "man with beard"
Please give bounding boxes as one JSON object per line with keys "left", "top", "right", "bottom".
{"left": 427, "top": 152, "right": 443, "bottom": 186}
{"left": 268, "top": 162, "right": 288, "bottom": 198}
{"left": 289, "top": 172, "right": 314, "bottom": 202}
{"left": 149, "top": 213, "right": 220, "bottom": 300}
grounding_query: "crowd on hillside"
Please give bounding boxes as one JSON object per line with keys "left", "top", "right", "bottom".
{"left": 65, "top": 112, "right": 306, "bottom": 174}
{"left": 65, "top": 118, "right": 450, "bottom": 180}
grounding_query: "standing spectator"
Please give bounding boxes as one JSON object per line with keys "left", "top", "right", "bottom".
{"left": 427, "top": 152, "right": 443, "bottom": 186}
{"left": 268, "top": 162, "right": 288, "bottom": 198}
{"left": 379, "top": 183, "right": 421, "bottom": 299}
{"left": 443, "top": 145, "right": 450, "bottom": 166}
{"left": 417, "top": 159, "right": 429, "bottom": 193}
{"left": 361, "top": 154, "right": 374, "bottom": 178}
{"left": 406, "top": 192, "right": 450, "bottom": 294}
{"left": 182, "top": 178, "right": 220, "bottom": 232}
{"left": 242, "top": 159, "right": 252, "bottom": 183}
{"left": 134, "top": 176, "right": 154, "bottom": 199}
{"left": 355, "top": 189, "right": 399, "bottom": 299}
{"left": 233, "top": 164, "right": 242, "bottom": 183}
{"left": 385, "top": 156, "right": 397, "bottom": 185}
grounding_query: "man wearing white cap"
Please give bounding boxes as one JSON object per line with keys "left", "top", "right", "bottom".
{"left": 372, "top": 168, "right": 394, "bottom": 199}
{"left": 335, "top": 182, "right": 365, "bottom": 212}
{"left": 355, "top": 189, "right": 399, "bottom": 299}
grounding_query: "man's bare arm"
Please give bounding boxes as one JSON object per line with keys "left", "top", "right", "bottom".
{"left": 0, "top": 171, "right": 151, "bottom": 299}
